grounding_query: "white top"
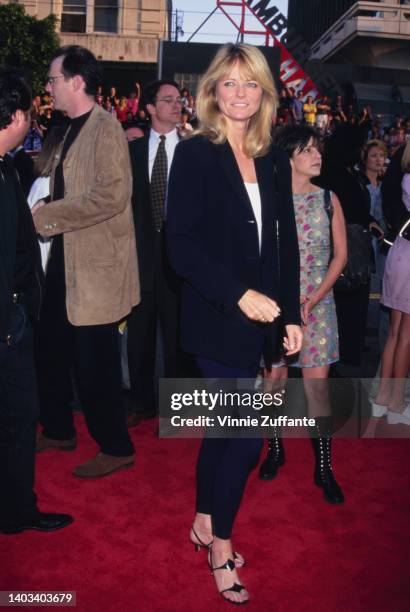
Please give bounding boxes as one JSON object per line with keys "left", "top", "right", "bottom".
{"left": 27, "top": 176, "right": 52, "bottom": 272}
{"left": 148, "top": 128, "right": 179, "bottom": 181}
{"left": 244, "top": 182, "right": 262, "bottom": 252}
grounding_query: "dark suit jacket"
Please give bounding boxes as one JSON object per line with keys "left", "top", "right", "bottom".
{"left": 166, "top": 135, "right": 300, "bottom": 368}
{"left": 9, "top": 148, "right": 35, "bottom": 199}
{"left": 129, "top": 132, "right": 180, "bottom": 294}
{"left": 0, "top": 157, "right": 43, "bottom": 339}
{"left": 129, "top": 135, "right": 156, "bottom": 294}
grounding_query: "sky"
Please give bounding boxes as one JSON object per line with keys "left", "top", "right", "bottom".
{"left": 171, "top": 0, "right": 288, "bottom": 45}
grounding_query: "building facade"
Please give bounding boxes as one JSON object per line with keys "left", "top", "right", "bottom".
{"left": 3, "top": 0, "right": 172, "bottom": 91}
{"left": 287, "top": 0, "right": 410, "bottom": 116}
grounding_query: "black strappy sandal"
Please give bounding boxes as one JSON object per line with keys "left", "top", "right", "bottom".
{"left": 190, "top": 527, "right": 245, "bottom": 567}
{"left": 210, "top": 557, "right": 249, "bottom": 606}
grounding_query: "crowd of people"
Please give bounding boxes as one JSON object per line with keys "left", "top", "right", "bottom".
{"left": 22, "top": 77, "right": 410, "bottom": 156}
{"left": 276, "top": 87, "right": 410, "bottom": 154}
{"left": 1, "top": 42, "right": 409, "bottom": 606}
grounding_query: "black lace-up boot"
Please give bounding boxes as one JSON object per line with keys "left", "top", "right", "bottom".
{"left": 311, "top": 417, "right": 344, "bottom": 504}
{"left": 259, "top": 430, "right": 285, "bottom": 480}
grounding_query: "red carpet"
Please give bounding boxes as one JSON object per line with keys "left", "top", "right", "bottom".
{"left": 1, "top": 415, "right": 410, "bottom": 612}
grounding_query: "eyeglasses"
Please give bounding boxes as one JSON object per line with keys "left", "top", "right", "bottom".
{"left": 46, "top": 75, "right": 65, "bottom": 86}
{"left": 155, "top": 97, "right": 183, "bottom": 106}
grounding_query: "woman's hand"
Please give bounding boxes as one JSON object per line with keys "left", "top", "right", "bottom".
{"left": 300, "top": 294, "right": 320, "bottom": 326}
{"left": 238, "top": 289, "right": 281, "bottom": 323}
{"left": 283, "top": 324, "right": 303, "bottom": 355}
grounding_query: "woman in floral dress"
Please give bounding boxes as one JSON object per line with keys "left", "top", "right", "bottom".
{"left": 259, "top": 126, "right": 348, "bottom": 503}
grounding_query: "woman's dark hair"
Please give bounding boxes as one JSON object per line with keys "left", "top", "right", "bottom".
{"left": 0, "top": 69, "right": 31, "bottom": 130}
{"left": 274, "top": 125, "right": 320, "bottom": 159}
{"left": 54, "top": 45, "right": 102, "bottom": 97}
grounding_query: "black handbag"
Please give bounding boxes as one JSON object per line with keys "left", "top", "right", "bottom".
{"left": 324, "top": 190, "right": 373, "bottom": 293}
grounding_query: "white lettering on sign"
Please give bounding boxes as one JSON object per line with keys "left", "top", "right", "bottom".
{"left": 243, "top": 0, "right": 338, "bottom": 97}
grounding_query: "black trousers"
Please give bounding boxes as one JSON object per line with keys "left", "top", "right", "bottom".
{"left": 195, "top": 357, "right": 262, "bottom": 540}
{"left": 0, "top": 312, "right": 39, "bottom": 527}
{"left": 127, "top": 231, "right": 183, "bottom": 413}
{"left": 36, "top": 277, "right": 134, "bottom": 457}
{"left": 335, "top": 284, "right": 370, "bottom": 367}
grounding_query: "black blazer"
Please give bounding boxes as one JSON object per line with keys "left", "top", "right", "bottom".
{"left": 166, "top": 135, "right": 300, "bottom": 368}
{"left": 129, "top": 135, "right": 156, "bottom": 294}
{"left": 0, "top": 157, "right": 43, "bottom": 339}
{"left": 129, "top": 132, "right": 181, "bottom": 294}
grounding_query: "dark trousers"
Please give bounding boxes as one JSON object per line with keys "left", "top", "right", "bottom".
{"left": 0, "top": 313, "right": 39, "bottom": 526}
{"left": 127, "top": 231, "right": 182, "bottom": 413}
{"left": 195, "top": 357, "right": 262, "bottom": 540}
{"left": 335, "top": 284, "right": 370, "bottom": 366}
{"left": 36, "top": 281, "right": 134, "bottom": 457}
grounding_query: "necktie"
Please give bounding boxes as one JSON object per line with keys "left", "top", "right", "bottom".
{"left": 150, "top": 134, "right": 167, "bottom": 231}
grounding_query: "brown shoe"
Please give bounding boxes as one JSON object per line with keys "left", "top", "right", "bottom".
{"left": 36, "top": 433, "right": 77, "bottom": 453}
{"left": 73, "top": 452, "right": 135, "bottom": 479}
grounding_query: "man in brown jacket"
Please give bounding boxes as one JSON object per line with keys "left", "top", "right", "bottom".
{"left": 32, "top": 46, "right": 140, "bottom": 478}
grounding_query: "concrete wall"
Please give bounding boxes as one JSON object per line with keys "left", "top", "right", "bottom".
{"left": 311, "top": 2, "right": 410, "bottom": 62}
{"left": 59, "top": 32, "right": 159, "bottom": 62}
{"left": 2, "top": 0, "right": 170, "bottom": 62}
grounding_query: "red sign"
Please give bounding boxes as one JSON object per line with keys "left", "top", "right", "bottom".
{"left": 216, "top": 0, "right": 321, "bottom": 98}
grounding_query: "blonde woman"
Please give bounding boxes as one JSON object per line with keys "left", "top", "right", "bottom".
{"left": 373, "top": 140, "right": 410, "bottom": 424}
{"left": 167, "top": 43, "right": 302, "bottom": 604}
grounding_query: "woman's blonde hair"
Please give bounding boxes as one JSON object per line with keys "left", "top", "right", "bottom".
{"left": 195, "top": 43, "right": 278, "bottom": 157}
{"left": 401, "top": 139, "right": 410, "bottom": 173}
{"left": 360, "top": 139, "right": 387, "bottom": 169}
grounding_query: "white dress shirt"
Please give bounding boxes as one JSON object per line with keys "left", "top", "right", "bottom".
{"left": 148, "top": 128, "right": 179, "bottom": 181}
{"left": 27, "top": 176, "right": 52, "bottom": 271}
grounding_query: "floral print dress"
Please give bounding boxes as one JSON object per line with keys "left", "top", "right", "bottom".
{"left": 292, "top": 189, "right": 339, "bottom": 368}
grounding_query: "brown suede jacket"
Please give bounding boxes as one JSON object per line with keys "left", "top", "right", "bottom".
{"left": 34, "top": 104, "right": 140, "bottom": 325}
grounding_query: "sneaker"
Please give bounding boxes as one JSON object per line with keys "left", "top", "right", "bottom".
{"left": 370, "top": 401, "right": 388, "bottom": 418}
{"left": 387, "top": 405, "right": 410, "bottom": 426}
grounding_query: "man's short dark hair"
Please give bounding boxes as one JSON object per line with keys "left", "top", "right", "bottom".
{"left": 54, "top": 45, "right": 102, "bottom": 97}
{"left": 0, "top": 69, "right": 31, "bottom": 131}
{"left": 144, "top": 79, "right": 180, "bottom": 108}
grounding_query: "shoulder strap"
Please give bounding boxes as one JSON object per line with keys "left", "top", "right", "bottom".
{"left": 323, "top": 189, "right": 334, "bottom": 263}
{"left": 324, "top": 189, "right": 333, "bottom": 220}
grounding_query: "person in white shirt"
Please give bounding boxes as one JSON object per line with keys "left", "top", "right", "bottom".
{"left": 27, "top": 120, "right": 68, "bottom": 271}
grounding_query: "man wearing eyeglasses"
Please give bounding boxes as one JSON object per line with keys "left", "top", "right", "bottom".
{"left": 127, "top": 80, "right": 187, "bottom": 421}
{"left": 32, "top": 45, "right": 140, "bottom": 478}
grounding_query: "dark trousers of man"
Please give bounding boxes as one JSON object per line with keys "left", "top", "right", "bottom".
{"left": 127, "top": 231, "right": 182, "bottom": 414}
{"left": 36, "top": 280, "right": 134, "bottom": 457}
{"left": 194, "top": 357, "right": 263, "bottom": 540}
{"left": 0, "top": 311, "right": 39, "bottom": 527}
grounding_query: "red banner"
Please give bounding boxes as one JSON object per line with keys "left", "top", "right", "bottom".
{"left": 216, "top": 0, "right": 321, "bottom": 98}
